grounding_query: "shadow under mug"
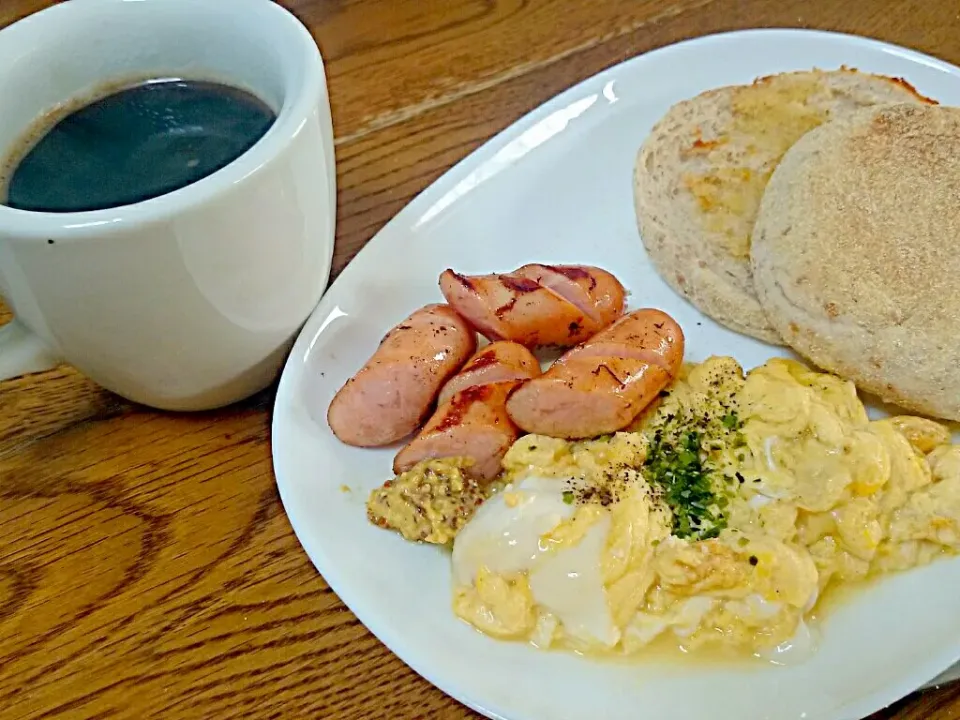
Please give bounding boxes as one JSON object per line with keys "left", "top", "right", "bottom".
{"left": 0, "top": 0, "right": 336, "bottom": 411}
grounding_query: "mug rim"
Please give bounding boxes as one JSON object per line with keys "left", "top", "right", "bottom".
{"left": 0, "top": 0, "right": 325, "bottom": 240}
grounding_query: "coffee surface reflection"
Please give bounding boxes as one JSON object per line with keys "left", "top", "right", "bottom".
{"left": 2, "top": 79, "right": 277, "bottom": 213}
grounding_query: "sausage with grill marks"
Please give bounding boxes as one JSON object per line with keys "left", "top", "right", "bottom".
{"left": 327, "top": 304, "right": 477, "bottom": 447}
{"left": 439, "top": 264, "right": 626, "bottom": 348}
{"left": 394, "top": 341, "right": 541, "bottom": 481}
{"left": 505, "top": 309, "right": 684, "bottom": 439}
{"left": 437, "top": 340, "right": 541, "bottom": 406}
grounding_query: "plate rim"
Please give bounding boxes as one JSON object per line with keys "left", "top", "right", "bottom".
{"left": 272, "top": 27, "right": 960, "bottom": 720}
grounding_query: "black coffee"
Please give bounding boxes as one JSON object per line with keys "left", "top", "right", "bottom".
{"left": 3, "top": 79, "right": 277, "bottom": 213}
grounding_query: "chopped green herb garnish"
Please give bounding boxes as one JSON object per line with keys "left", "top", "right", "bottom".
{"left": 722, "top": 412, "right": 740, "bottom": 430}
{"left": 644, "top": 426, "right": 729, "bottom": 540}
{"left": 562, "top": 490, "right": 574, "bottom": 504}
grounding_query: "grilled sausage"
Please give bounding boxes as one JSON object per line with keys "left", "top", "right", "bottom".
{"left": 439, "top": 264, "right": 626, "bottom": 347}
{"left": 437, "top": 341, "right": 541, "bottom": 406}
{"left": 514, "top": 263, "right": 624, "bottom": 330}
{"left": 505, "top": 309, "right": 684, "bottom": 438}
{"left": 327, "top": 304, "right": 477, "bottom": 447}
{"left": 394, "top": 342, "right": 541, "bottom": 481}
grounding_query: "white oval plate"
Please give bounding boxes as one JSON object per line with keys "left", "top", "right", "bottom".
{"left": 272, "top": 29, "right": 960, "bottom": 720}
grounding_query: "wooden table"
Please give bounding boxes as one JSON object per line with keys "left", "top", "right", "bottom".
{"left": 2, "top": 0, "right": 960, "bottom": 718}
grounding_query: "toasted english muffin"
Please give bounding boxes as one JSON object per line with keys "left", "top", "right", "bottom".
{"left": 751, "top": 103, "right": 960, "bottom": 421}
{"left": 633, "top": 68, "right": 935, "bottom": 344}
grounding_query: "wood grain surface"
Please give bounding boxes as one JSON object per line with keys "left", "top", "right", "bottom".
{"left": 2, "top": 1, "right": 960, "bottom": 718}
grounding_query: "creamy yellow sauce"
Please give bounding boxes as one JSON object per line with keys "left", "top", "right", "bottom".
{"left": 451, "top": 357, "right": 960, "bottom": 662}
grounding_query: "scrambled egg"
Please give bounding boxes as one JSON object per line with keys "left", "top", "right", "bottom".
{"left": 451, "top": 357, "right": 960, "bottom": 661}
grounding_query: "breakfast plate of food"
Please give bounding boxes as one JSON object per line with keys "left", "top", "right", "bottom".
{"left": 272, "top": 28, "right": 960, "bottom": 720}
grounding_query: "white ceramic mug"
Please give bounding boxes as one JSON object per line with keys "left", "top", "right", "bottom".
{"left": 0, "top": 0, "right": 335, "bottom": 410}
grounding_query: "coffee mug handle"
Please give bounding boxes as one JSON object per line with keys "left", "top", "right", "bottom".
{"left": 0, "top": 319, "right": 62, "bottom": 381}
